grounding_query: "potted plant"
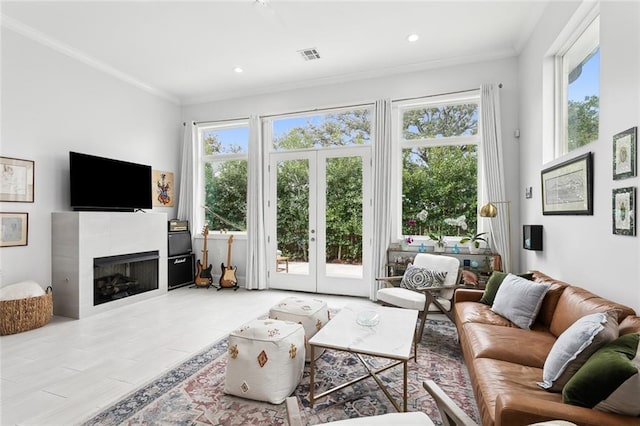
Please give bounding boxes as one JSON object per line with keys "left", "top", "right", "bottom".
{"left": 460, "top": 231, "right": 488, "bottom": 254}
{"left": 428, "top": 232, "right": 446, "bottom": 253}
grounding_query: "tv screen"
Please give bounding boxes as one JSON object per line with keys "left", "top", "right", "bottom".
{"left": 69, "top": 151, "right": 152, "bottom": 211}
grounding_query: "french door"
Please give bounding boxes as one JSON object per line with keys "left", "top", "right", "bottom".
{"left": 267, "top": 147, "right": 371, "bottom": 296}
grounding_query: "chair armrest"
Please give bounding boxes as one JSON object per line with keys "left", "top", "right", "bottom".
{"left": 495, "top": 393, "right": 636, "bottom": 426}
{"left": 285, "top": 397, "right": 303, "bottom": 426}
{"left": 375, "top": 276, "right": 403, "bottom": 287}
{"left": 423, "top": 380, "right": 478, "bottom": 426}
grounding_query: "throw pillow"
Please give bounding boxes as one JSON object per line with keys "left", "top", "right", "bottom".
{"left": 563, "top": 332, "right": 640, "bottom": 416}
{"left": 479, "top": 271, "right": 534, "bottom": 305}
{"left": 538, "top": 310, "right": 619, "bottom": 392}
{"left": 491, "top": 273, "right": 550, "bottom": 329}
{"left": 400, "top": 264, "right": 447, "bottom": 290}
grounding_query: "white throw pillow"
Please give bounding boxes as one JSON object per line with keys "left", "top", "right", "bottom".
{"left": 538, "top": 310, "right": 619, "bottom": 392}
{"left": 491, "top": 273, "right": 550, "bottom": 329}
{"left": 0, "top": 280, "right": 45, "bottom": 301}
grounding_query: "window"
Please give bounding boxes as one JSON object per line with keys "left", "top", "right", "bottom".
{"left": 397, "top": 93, "right": 480, "bottom": 240}
{"left": 271, "top": 107, "right": 371, "bottom": 151}
{"left": 198, "top": 121, "right": 249, "bottom": 232}
{"left": 556, "top": 15, "right": 600, "bottom": 156}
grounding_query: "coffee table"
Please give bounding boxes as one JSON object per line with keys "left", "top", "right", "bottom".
{"left": 308, "top": 303, "right": 418, "bottom": 412}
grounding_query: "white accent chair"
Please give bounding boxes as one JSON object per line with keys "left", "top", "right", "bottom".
{"left": 376, "top": 253, "right": 462, "bottom": 345}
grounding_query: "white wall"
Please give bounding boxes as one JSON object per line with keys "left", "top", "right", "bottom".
{"left": 0, "top": 29, "right": 182, "bottom": 288}
{"left": 519, "top": 1, "right": 640, "bottom": 312}
{"left": 182, "top": 57, "right": 523, "bottom": 279}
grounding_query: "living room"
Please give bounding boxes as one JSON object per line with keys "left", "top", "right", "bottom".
{"left": 1, "top": 1, "right": 639, "bottom": 424}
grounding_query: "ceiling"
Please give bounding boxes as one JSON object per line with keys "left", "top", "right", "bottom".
{"left": 1, "top": 1, "right": 551, "bottom": 105}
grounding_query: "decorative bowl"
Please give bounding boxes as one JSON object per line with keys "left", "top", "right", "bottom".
{"left": 356, "top": 310, "right": 380, "bottom": 327}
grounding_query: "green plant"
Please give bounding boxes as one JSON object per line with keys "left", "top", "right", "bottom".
{"left": 459, "top": 231, "right": 488, "bottom": 248}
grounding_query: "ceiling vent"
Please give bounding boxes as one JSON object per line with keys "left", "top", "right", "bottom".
{"left": 298, "top": 48, "right": 321, "bottom": 61}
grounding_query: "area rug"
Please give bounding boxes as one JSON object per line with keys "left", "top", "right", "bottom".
{"left": 83, "top": 318, "right": 479, "bottom": 425}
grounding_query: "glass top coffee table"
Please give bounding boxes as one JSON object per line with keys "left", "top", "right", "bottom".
{"left": 308, "top": 303, "right": 418, "bottom": 412}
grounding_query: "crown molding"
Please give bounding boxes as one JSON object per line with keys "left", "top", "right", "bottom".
{"left": 1, "top": 14, "right": 181, "bottom": 105}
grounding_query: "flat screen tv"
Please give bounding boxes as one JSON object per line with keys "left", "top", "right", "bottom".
{"left": 69, "top": 151, "right": 152, "bottom": 212}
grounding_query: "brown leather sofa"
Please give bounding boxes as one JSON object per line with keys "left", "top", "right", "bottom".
{"left": 453, "top": 270, "right": 640, "bottom": 426}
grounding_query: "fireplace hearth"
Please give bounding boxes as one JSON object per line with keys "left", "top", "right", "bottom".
{"left": 94, "top": 250, "right": 159, "bottom": 306}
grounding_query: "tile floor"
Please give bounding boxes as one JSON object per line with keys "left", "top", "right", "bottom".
{"left": 0, "top": 286, "right": 377, "bottom": 425}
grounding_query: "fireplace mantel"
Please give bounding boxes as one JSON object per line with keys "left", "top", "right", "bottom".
{"left": 51, "top": 211, "right": 167, "bottom": 319}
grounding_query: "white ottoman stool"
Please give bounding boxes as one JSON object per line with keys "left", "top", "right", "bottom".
{"left": 224, "top": 318, "right": 305, "bottom": 404}
{"left": 269, "top": 297, "right": 330, "bottom": 361}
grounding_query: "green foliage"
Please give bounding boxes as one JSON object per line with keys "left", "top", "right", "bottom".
{"left": 568, "top": 95, "right": 599, "bottom": 151}
{"left": 459, "top": 231, "right": 488, "bottom": 248}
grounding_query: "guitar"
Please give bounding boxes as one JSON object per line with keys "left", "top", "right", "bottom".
{"left": 194, "top": 224, "right": 213, "bottom": 288}
{"left": 219, "top": 235, "right": 238, "bottom": 289}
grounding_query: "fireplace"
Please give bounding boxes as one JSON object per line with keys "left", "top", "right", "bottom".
{"left": 93, "top": 250, "right": 159, "bottom": 306}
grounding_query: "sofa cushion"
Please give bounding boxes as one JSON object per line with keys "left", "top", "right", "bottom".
{"left": 491, "top": 274, "right": 551, "bottom": 330}
{"left": 479, "top": 271, "right": 534, "bottom": 305}
{"left": 463, "top": 322, "right": 556, "bottom": 368}
{"left": 563, "top": 332, "right": 640, "bottom": 416}
{"left": 549, "top": 285, "right": 635, "bottom": 337}
{"left": 400, "top": 264, "right": 447, "bottom": 290}
{"left": 455, "top": 301, "right": 513, "bottom": 327}
{"left": 539, "top": 310, "right": 619, "bottom": 392}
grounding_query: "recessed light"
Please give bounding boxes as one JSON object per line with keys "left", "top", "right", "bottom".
{"left": 407, "top": 33, "right": 419, "bottom": 43}
{"left": 233, "top": 67, "right": 244, "bottom": 73}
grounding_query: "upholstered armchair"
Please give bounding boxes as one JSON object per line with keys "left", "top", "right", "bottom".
{"left": 376, "top": 253, "right": 464, "bottom": 344}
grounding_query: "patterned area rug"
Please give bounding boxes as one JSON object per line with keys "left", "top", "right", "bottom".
{"left": 83, "top": 318, "right": 479, "bottom": 425}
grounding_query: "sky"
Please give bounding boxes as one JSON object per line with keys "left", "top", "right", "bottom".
{"left": 568, "top": 49, "right": 600, "bottom": 102}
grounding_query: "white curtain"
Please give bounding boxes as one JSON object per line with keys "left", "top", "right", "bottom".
{"left": 245, "top": 115, "right": 268, "bottom": 290}
{"left": 177, "top": 122, "right": 196, "bottom": 229}
{"left": 480, "top": 84, "right": 511, "bottom": 272}
{"left": 370, "top": 99, "right": 393, "bottom": 300}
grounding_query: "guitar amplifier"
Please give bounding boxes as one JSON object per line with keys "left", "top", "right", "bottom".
{"left": 168, "top": 253, "right": 195, "bottom": 290}
{"left": 168, "top": 231, "right": 192, "bottom": 257}
{"left": 168, "top": 219, "right": 189, "bottom": 232}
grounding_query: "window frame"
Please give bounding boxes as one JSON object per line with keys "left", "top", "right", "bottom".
{"left": 394, "top": 92, "right": 482, "bottom": 245}
{"left": 196, "top": 119, "right": 250, "bottom": 235}
{"left": 553, "top": 11, "right": 600, "bottom": 158}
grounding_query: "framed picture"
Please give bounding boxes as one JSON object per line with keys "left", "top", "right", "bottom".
{"left": 612, "top": 187, "right": 636, "bottom": 236}
{"left": 0, "top": 212, "right": 28, "bottom": 247}
{"left": 613, "top": 127, "right": 637, "bottom": 180}
{"left": 541, "top": 152, "right": 593, "bottom": 215}
{"left": 152, "top": 170, "right": 174, "bottom": 207}
{"left": 1, "top": 157, "right": 34, "bottom": 202}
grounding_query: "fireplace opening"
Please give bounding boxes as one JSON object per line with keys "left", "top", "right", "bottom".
{"left": 93, "top": 250, "right": 159, "bottom": 306}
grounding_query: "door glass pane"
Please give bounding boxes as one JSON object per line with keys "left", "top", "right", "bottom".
{"left": 325, "top": 157, "right": 363, "bottom": 278}
{"left": 276, "top": 159, "right": 309, "bottom": 275}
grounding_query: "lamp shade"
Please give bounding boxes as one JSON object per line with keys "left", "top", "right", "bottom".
{"left": 480, "top": 202, "right": 498, "bottom": 218}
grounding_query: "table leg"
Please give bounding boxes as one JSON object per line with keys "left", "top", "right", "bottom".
{"left": 403, "top": 359, "right": 408, "bottom": 412}
{"left": 309, "top": 345, "right": 315, "bottom": 408}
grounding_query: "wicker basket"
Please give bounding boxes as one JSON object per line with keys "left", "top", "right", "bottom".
{"left": 0, "top": 286, "right": 53, "bottom": 336}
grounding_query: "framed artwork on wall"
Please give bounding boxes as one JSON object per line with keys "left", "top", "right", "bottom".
{"left": 0, "top": 157, "right": 34, "bottom": 202}
{"left": 612, "top": 187, "right": 636, "bottom": 236}
{"left": 541, "top": 152, "right": 593, "bottom": 215}
{"left": 613, "top": 127, "right": 637, "bottom": 180}
{"left": 0, "top": 212, "right": 28, "bottom": 247}
{"left": 152, "top": 170, "right": 174, "bottom": 207}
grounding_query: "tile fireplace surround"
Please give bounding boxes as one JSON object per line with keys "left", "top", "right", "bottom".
{"left": 51, "top": 211, "right": 168, "bottom": 319}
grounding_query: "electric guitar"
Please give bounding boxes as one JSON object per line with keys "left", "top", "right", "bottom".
{"left": 194, "top": 224, "right": 213, "bottom": 288}
{"left": 219, "top": 235, "right": 238, "bottom": 290}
